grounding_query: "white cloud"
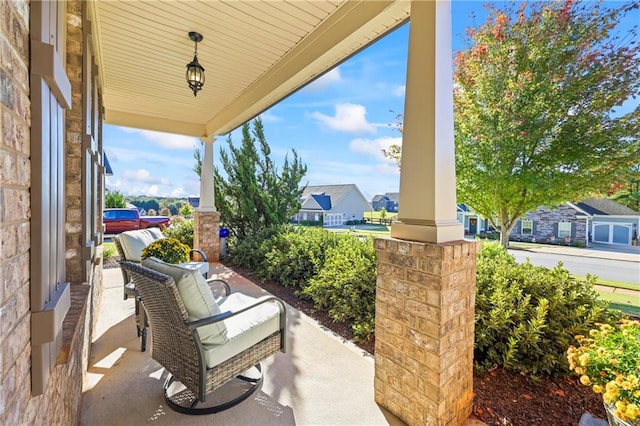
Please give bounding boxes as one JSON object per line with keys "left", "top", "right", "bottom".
{"left": 310, "top": 103, "right": 376, "bottom": 134}
{"left": 120, "top": 127, "right": 199, "bottom": 150}
{"left": 259, "top": 110, "right": 282, "bottom": 123}
{"left": 349, "top": 136, "right": 402, "bottom": 165}
{"left": 304, "top": 67, "right": 343, "bottom": 93}
{"left": 122, "top": 168, "right": 170, "bottom": 185}
{"left": 392, "top": 85, "right": 406, "bottom": 97}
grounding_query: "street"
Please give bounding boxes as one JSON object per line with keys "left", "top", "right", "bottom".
{"left": 509, "top": 249, "right": 640, "bottom": 286}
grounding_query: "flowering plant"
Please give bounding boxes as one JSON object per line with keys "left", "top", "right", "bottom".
{"left": 141, "top": 237, "right": 190, "bottom": 265}
{"left": 567, "top": 319, "right": 640, "bottom": 424}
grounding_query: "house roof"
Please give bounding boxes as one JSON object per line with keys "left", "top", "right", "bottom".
{"left": 300, "top": 193, "right": 333, "bottom": 211}
{"left": 576, "top": 197, "right": 639, "bottom": 216}
{"left": 301, "top": 184, "right": 356, "bottom": 207}
{"left": 372, "top": 192, "right": 399, "bottom": 202}
{"left": 88, "top": 1, "right": 410, "bottom": 137}
{"left": 103, "top": 152, "right": 113, "bottom": 176}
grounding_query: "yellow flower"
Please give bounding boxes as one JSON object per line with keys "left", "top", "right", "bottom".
{"left": 580, "top": 375, "right": 591, "bottom": 386}
{"left": 616, "top": 401, "right": 627, "bottom": 412}
{"left": 610, "top": 358, "right": 620, "bottom": 366}
{"left": 625, "top": 404, "right": 639, "bottom": 420}
{"left": 604, "top": 392, "right": 616, "bottom": 404}
{"left": 592, "top": 384, "right": 604, "bottom": 394}
{"left": 606, "top": 381, "right": 619, "bottom": 394}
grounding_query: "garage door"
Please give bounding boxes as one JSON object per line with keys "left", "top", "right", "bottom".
{"left": 593, "top": 223, "right": 631, "bottom": 245}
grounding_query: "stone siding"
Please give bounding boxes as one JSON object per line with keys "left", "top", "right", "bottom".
{"left": 374, "top": 238, "right": 478, "bottom": 426}
{"left": 509, "top": 204, "right": 588, "bottom": 243}
{"left": 65, "top": 0, "right": 85, "bottom": 285}
{"left": 1, "top": 0, "right": 33, "bottom": 423}
{"left": 1, "top": 1, "right": 99, "bottom": 424}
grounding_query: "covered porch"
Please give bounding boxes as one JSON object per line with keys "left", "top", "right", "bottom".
{"left": 0, "top": 1, "right": 475, "bottom": 425}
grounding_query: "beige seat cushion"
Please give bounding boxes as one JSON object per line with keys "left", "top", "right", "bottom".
{"left": 203, "top": 293, "right": 281, "bottom": 368}
{"left": 117, "top": 228, "right": 164, "bottom": 262}
{"left": 142, "top": 257, "right": 228, "bottom": 345}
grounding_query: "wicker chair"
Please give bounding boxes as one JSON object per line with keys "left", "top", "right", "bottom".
{"left": 113, "top": 229, "right": 218, "bottom": 352}
{"left": 119, "top": 261, "right": 286, "bottom": 415}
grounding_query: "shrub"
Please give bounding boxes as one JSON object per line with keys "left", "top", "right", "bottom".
{"left": 227, "top": 225, "right": 287, "bottom": 271}
{"left": 259, "top": 227, "right": 339, "bottom": 289}
{"left": 103, "top": 245, "right": 116, "bottom": 261}
{"left": 163, "top": 218, "right": 194, "bottom": 247}
{"left": 475, "top": 241, "right": 619, "bottom": 375}
{"left": 302, "top": 235, "right": 377, "bottom": 342}
{"left": 141, "top": 237, "right": 190, "bottom": 264}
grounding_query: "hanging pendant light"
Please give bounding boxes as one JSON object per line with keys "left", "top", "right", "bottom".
{"left": 186, "top": 31, "right": 205, "bottom": 96}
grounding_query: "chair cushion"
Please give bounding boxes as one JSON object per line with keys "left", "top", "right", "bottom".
{"left": 203, "top": 293, "right": 281, "bottom": 368}
{"left": 142, "top": 257, "right": 228, "bottom": 345}
{"left": 179, "top": 261, "right": 209, "bottom": 278}
{"left": 117, "top": 229, "right": 164, "bottom": 262}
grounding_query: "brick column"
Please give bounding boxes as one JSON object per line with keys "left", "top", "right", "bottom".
{"left": 374, "top": 238, "right": 478, "bottom": 426}
{"left": 194, "top": 211, "right": 220, "bottom": 262}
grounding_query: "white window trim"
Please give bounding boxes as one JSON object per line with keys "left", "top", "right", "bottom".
{"left": 521, "top": 219, "right": 533, "bottom": 235}
{"left": 558, "top": 222, "right": 572, "bottom": 238}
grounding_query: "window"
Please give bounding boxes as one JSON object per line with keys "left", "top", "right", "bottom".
{"left": 521, "top": 219, "right": 533, "bottom": 235}
{"left": 558, "top": 222, "right": 572, "bottom": 238}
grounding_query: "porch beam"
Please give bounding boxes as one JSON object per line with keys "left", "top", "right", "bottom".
{"left": 391, "top": 0, "right": 463, "bottom": 244}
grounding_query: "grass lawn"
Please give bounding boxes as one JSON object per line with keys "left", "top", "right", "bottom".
{"left": 364, "top": 211, "right": 397, "bottom": 220}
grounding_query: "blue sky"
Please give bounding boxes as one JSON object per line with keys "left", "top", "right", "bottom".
{"left": 104, "top": 1, "right": 638, "bottom": 202}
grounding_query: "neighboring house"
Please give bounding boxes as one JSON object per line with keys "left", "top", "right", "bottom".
{"left": 293, "top": 184, "right": 372, "bottom": 227}
{"left": 509, "top": 198, "right": 640, "bottom": 247}
{"left": 188, "top": 197, "right": 200, "bottom": 208}
{"left": 371, "top": 192, "right": 399, "bottom": 212}
{"left": 457, "top": 204, "right": 491, "bottom": 236}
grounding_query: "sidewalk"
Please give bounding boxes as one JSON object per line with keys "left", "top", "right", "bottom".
{"left": 509, "top": 242, "right": 640, "bottom": 263}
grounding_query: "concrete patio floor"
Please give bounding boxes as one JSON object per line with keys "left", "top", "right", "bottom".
{"left": 81, "top": 265, "right": 407, "bottom": 425}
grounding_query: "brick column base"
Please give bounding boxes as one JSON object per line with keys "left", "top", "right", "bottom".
{"left": 374, "top": 238, "right": 479, "bottom": 426}
{"left": 194, "top": 211, "right": 220, "bottom": 263}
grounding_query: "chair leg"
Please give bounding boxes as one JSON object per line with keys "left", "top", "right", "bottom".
{"left": 134, "top": 296, "right": 148, "bottom": 352}
{"left": 163, "top": 364, "right": 263, "bottom": 415}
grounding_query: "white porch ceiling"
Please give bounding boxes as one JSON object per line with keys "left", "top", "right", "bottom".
{"left": 88, "top": 0, "right": 410, "bottom": 137}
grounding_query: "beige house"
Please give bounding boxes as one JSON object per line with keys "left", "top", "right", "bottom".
{"left": 294, "top": 184, "right": 372, "bottom": 227}
{"left": 0, "top": 2, "right": 476, "bottom": 425}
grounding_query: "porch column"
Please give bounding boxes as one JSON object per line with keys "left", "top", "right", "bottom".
{"left": 374, "top": 2, "right": 476, "bottom": 426}
{"left": 194, "top": 135, "right": 220, "bottom": 262}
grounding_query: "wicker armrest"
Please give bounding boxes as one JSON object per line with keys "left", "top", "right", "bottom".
{"left": 186, "top": 295, "right": 286, "bottom": 331}
{"left": 190, "top": 249, "right": 208, "bottom": 263}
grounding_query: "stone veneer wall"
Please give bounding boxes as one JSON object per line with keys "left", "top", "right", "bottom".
{"left": 374, "top": 238, "right": 478, "bottom": 426}
{"left": 1, "top": 0, "right": 98, "bottom": 424}
{"left": 509, "top": 204, "right": 587, "bottom": 242}
{"left": 194, "top": 211, "right": 220, "bottom": 262}
{"left": 65, "top": 0, "right": 85, "bottom": 285}
{"left": 1, "top": 0, "right": 34, "bottom": 422}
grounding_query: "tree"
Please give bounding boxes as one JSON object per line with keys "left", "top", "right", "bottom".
{"left": 385, "top": 1, "right": 640, "bottom": 247}
{"left": 194, "top": 118, "right": 308, "bottom": 239}
{"left": 179, "top": 202, "right": 194, "bottom": 217}
{"left": 105, "top": 190, "right": 126, "bottom": 208}
{"left": 610, "top": 165, "right": 640, "bottom": 212}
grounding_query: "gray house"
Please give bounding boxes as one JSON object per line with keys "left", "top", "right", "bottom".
{"left": 293, "top": 184, "right": 372, "bottom": 227}
{"left": 510, "top": 198, "right": 640, "bottom": 246}
{"left": 371, "top": 192, "right": 399, "bottom": 212}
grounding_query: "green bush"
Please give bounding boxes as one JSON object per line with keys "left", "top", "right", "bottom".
{"left": 474, "top": 241, "right": 619, "bottom": 375}
{"left": 163, "top": 218, "right": 194, "bottom": 247}
{"left": 302, "top": 235, "right": 377, "bottom": 342}
{"left": 228, "top": 225, "right": 287, "bottom": 270}
{"left": 259, "top": 227, "right": 339, "bottom": 289}
{"left": 103, "top": 245, "right": 116, "bottom": 261}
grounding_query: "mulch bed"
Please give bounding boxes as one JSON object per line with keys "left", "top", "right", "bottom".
{"left": 106, "top": 257, "right": 606, "bottom": 425}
